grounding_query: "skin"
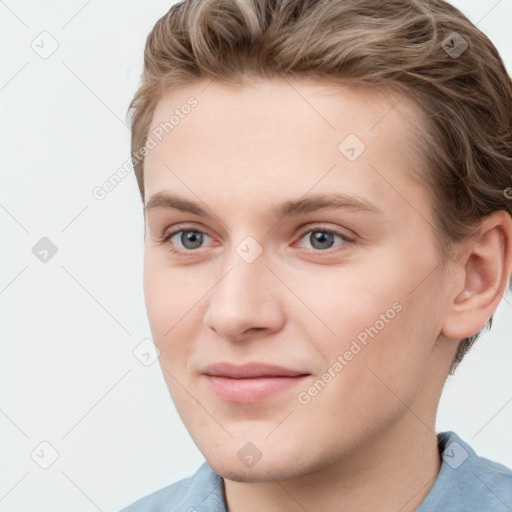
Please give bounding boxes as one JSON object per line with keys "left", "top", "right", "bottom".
{"left": 142, "top": 77, "right": 512, "bottom": 512}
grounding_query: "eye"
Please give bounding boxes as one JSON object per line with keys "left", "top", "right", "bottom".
{"left": 158, "top": 227, "right": 213, "bottom": 254}
{"left": 296, "top": 227, "right": 351, "bottom": 252}
{"left": 157, "top": 225, "right": 352, "bottom": 257}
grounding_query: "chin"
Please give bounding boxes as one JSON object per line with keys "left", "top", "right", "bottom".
{"left": 203, "top": 446, "right": 314, "bottom": 483}
{"left": 208, "top": 460, "right": 298, "bottom": 483}
{"left": 217, "top": 467, "right": 273, "bottom": 483}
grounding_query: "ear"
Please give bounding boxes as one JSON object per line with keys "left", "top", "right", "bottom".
{"left": 441, "top": 210, "right": 512, "bottom": 340}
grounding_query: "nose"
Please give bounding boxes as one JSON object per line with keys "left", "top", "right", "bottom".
{"left": 203, "top": 247, "right": 285, "bottom": 342}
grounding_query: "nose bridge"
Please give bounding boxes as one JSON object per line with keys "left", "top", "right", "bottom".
{"left": 204, "top": 237, "right": 281, "bottom": 339}
{"left": 214, "top": 239, "right": 269, "bottom": 309}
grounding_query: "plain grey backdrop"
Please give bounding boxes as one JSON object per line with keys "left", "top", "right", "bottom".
{"left": 1, "top": 0, "right": 512, "bottom": 510}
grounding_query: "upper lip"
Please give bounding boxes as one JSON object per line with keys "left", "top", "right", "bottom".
{"left": 201, "top": 362, "right": 310, "bottom": 378}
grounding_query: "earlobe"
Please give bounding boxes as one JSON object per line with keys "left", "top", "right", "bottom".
{"left": 441, "top": 211, "right": 512, "bottom": 340}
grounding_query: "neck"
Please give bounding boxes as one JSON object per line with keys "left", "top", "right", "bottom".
{"left": 223, "top": 414, "right": 442, "bottom": 512}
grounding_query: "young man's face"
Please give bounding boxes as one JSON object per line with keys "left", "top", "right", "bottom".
{"left": 142, "top": 78, "right": 458, "bottom": 481}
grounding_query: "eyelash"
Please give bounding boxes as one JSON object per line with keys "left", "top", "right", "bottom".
{"left": 156, "top": 224, "right": 354, "bottom": 257}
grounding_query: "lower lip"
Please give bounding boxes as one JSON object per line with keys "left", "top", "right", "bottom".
{"left": 204, "top": 375, "right": 310, "bottom": 403}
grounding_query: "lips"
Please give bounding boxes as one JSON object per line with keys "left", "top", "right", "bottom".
{"left": 202, "top": 362, "right": 309, "bottom": 378}
{"left": 201, "top": 362, "right": 311, "bottom": 403}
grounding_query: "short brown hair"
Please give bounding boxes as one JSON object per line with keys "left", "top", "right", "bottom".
{"left": 127, "top": 0, "right": 512, "bottom": 375}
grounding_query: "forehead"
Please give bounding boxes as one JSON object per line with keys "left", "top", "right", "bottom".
{"left": 148, "top": 78, "right": 419, "bottom": 141}
{"left": 143, "top": 77, "right": 426, "bottom": 219}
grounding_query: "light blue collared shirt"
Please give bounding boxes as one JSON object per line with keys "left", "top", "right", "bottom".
{"left": 119, "top": 431, "right": 512, "bottom": 511}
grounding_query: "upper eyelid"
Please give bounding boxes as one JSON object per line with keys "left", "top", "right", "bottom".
{"left": 163, "top": 223, "right": 352, "bottom": 237}
{"left": 296, "top": 225, "right": 353, "bottom": 239}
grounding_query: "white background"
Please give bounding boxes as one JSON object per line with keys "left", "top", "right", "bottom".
{"left": 1, "top": 0, "right": 512, "bottom": 510}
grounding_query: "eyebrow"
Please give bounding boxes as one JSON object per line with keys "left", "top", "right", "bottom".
{"left": 144, "top": 191, "right": 382, "bottom": 218}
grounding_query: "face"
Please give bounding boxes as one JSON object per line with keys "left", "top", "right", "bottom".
{"left": 142, "top": 78, "right": 453, "bottom": 482}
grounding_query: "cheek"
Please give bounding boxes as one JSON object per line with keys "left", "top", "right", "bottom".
{"left": 144, "top": 249, "right": 190, "bottom": 320}
{"left": 297, "top": 258, "right": 438, "bottom": 393}
{"left": 143, "top": 254, "right": 201, "bottom": 358}
{"left": 292, "top": 260, "right": 403, "bottom": 345}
